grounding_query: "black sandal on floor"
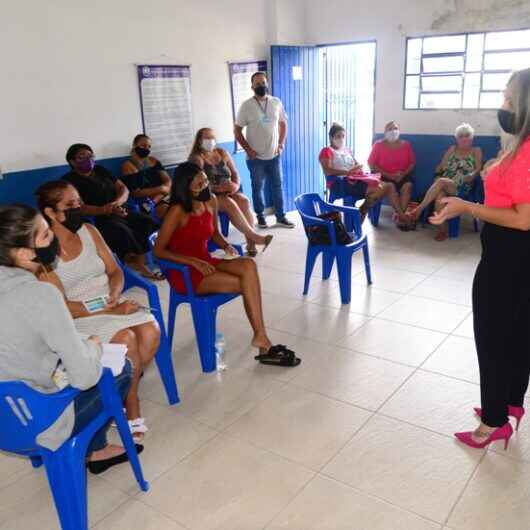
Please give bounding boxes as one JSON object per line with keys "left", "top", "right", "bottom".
{"left": 246, "top": 247, "right": 258, "bottom": 257}
{"left": 87, "top": 444, "right": 144, "bottom": 475}
{"left": 254, "top": 345, "right": 301, "bottom": 367}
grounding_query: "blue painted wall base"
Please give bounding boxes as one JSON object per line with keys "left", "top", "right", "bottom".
{"left": 1, "top": 136, "right": 499, "bottom": 209}
{"left": 0, "top": 142, "right": 257, "bottom": 207}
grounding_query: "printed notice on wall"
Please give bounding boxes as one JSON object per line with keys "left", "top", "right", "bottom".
{"left": 229, "top": 60, "right": 267, "bottom": 152}
{"left": 137, "top": 65, "right": 193, "bottom": 166}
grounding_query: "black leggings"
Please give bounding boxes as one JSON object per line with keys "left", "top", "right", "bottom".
{"left": 473, "top": 222, "right": 530, "bottom": 427}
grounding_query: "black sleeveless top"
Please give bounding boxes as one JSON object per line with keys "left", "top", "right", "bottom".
{"left": 63, "top": 165, "right": 117, "bottom": 206}
{"left": 122, "top": 159, "right": 165, "bottom": 192}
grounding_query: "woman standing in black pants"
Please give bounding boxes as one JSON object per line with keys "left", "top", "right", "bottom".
{"left": 430, "top": 68, "right": 530, "bottom": 450}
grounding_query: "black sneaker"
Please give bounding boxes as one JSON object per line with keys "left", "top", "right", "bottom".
{"left": 257, "top": 215, "right": 268, "bottom": 229}
{"left": 276, "top": 217, "right": 295, "bottom": 229}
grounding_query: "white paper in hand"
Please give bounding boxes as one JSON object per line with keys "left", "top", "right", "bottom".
{"left": 210, "top": 249, "right": 239, "bottom": 260}
{"left": 101, "top": 343, "right": 128, "bottom": 376}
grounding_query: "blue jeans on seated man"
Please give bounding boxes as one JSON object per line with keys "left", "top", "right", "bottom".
{"left": 246, "top": 156, "right": 285, "bottom": 220}
{"left": 70, "top": 360, "right": 132, "bottom": 455}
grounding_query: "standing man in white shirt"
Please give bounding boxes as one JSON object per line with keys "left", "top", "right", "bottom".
{"left": 234, "top": 72, "right": 295, "bottom": 228}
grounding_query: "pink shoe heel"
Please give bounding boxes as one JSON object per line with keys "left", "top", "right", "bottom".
{"left": 455, "top": 422, "right": 513, "bottom": 450}
{"left": 473, "top": 405, "right": 525, "bottom": 431}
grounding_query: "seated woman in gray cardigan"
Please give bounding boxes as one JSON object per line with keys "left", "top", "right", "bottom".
{"left": 0, "top": 204, "right": 140, "bottom": 474}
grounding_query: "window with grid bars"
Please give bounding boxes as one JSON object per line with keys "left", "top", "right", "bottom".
{"left": 404, "top": 29, "right": 530, "bottom": 110}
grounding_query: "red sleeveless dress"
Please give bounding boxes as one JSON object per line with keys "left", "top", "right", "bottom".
{"left": 168, "top": 208, "right": 221, "bottom": 294}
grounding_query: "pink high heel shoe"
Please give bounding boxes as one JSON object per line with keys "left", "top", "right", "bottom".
{"left": 455, "top": 422, "right": 513, "bottom": 450}
{"left": 473, "top": 405, "right": 525, "bottom": 431}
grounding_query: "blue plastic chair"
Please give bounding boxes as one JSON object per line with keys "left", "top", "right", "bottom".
{"left": 295, "top": 193, "right": 372, "bottom": 305}
{"left": 128, "top": 198, "right": 161, "bottom": 270}
{"left": 327, "top": 177, "right": 382, "bottom": 229}
{"left": 447, "top": 176, "right": 483, "bottom": 238}
{"left": 0, "top": 368, "right": 148, "bottom": 530}
{"left": 219, "top": 211, "right": 230, "bottom": 237}
{"left": 119, "top": 262, "right": 180, "bottom": 405}
{"left": 128, "top": 197, "right": 160, "bottom": 223}
{"left": 148, "top": 233, "right": 243, "bottom": 373}
{"left": 420, "top": 175, "right": 483, "bottom": 238}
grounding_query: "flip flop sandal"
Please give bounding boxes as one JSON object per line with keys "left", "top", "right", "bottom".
{"left": 254, "top": 344, "right": 301, "bottom": 367}
{"left": 246, "top": 247, "right": 258, "bottom": 257}
{"left": 262, "top": 235, "right": 274, "bottom": 254}
{"left": 435, "top": 232, "right": 449, "bottom": 242}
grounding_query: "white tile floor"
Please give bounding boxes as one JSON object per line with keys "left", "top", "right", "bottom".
{"left": 1, "top": 208, "right": 528, "bottom": 529}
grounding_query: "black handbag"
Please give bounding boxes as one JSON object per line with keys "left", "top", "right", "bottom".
{"left": 307, "top": 211, "right": 353, "bottom": 246}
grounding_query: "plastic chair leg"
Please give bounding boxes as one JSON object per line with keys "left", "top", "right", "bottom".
{"left": 43, "top": 446, "right": 89, "bottom": 530}
{"left": 30, "top": 456, "right": 43, "bottom": 468}
{"left": 145, "top": 287, "right": 179, "bottom": 405}
{"left": 322, "top": 251, "right": 335, "bottom": 280}
{"left": 362, "top": 244, "right": 372, "bottom": 285}
{"left": 336, "top": 253, "right": 353, "bottom": 305}
{"left": 167, "top": 292, "right": 179, "bottom": 351}
{"left": 145, "top": 251, "right": 156, "bottom": 272}
{"left": 448, "top": 217, "right": 460, "bottom": 238}
{"left": 191, "top": 300, "right": 217, "bottom": 373}
{"left": 303, "top": 247, "right": 320, "bottom": 295}
{"left": 154, "top": 336, "right": 180, "bottom": 405}
{"left": 99, "top": 373, "right": 149, "bottom": 492}
{"left": 369, "top": 202, "right": 382, "bottom": 227}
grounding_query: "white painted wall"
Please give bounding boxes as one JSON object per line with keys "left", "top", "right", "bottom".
{"left": 272, "top": 0, "right": 308, "bottom": 44}
{"left": 4, "top": 0, "right": 530, "bottom": 174}
{"left": 1, "top": 0, "right": 273, "bottom": 172}
{"left": 304, "top": 0, "right": 530, "bottom": 135}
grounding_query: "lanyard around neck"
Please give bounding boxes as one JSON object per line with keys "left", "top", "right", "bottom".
{"left": 254, "top": 96, "right": 269, "bottom": 116}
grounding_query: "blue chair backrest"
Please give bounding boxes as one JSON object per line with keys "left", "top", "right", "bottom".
{"left": 295, "top": 193, "right": 327, "bottom": 227}
{"left": 0, "top": 380, "right": 76, "bottom": 454}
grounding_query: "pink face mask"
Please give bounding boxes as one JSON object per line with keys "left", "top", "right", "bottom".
{"left": 457, "top": 136, "right": 473, "bottom": 149}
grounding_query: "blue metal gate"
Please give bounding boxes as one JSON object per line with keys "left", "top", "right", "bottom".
{"left": 271, "top": 42, "right": 376, "bottom": 211}
{"left": 320, "top": 42, "right": 377, "bottom": 166}
{"left": 271, "top": 45, "right": 322, "bottom": 212}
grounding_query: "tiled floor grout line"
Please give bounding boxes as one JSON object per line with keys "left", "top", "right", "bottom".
{"left": 88, "top": 495, "right": 136, "bottom": 530}
{"left": 441, "top": 450, "right": 488, "bottom": 528}
{"left": 159, "top": 219, "right": 481, "bottom": 527}
{"left": 314, "top": 470, "right": 447, "bottom": 527}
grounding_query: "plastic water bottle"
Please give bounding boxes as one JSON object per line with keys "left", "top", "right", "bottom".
{"left": 215, "top": 332, "right": 227, "bottom": 371}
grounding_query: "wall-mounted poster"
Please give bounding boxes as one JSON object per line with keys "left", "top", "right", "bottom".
{"left": 137, "top": 64, "right": 193, "bottom": 166}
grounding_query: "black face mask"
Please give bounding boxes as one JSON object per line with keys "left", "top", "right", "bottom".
{"left": 193, "top": 187, "right": 211, "bottom": 202}
{"left": 61, "top": 207, "right": 83, "bottom": 234}
{"left": 134, "top": 146, "right": 151, "bottom": 158}
{"left": 254, "top": 85, "right": 268, "bottom": 97}
{"left": 32, "top": 236, "right": 60, "bottom": 266}
{"left": 498, "top": 109, "right": 517, "bottom": 135}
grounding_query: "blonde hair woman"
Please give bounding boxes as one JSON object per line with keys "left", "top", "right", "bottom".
{"left": 409, "top": 122, "right": 483, "bottom": 240}
{"left": 430, "top": 68, "right": 530, "bottom": 449}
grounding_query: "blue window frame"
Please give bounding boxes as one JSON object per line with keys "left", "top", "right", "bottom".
{"left": 404, "top": 28, "right": 530, "bottom": 110}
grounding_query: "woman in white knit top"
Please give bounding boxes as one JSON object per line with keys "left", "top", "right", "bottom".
{"left": 36, "top": 180, "right": 160, "bottom": 441}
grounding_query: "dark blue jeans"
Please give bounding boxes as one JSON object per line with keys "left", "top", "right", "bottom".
{"left": 246, "top": 156, "right": 285, "bottom": 219}
{"left": 71, "top": 360, "right": 132, "bottom": 454}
